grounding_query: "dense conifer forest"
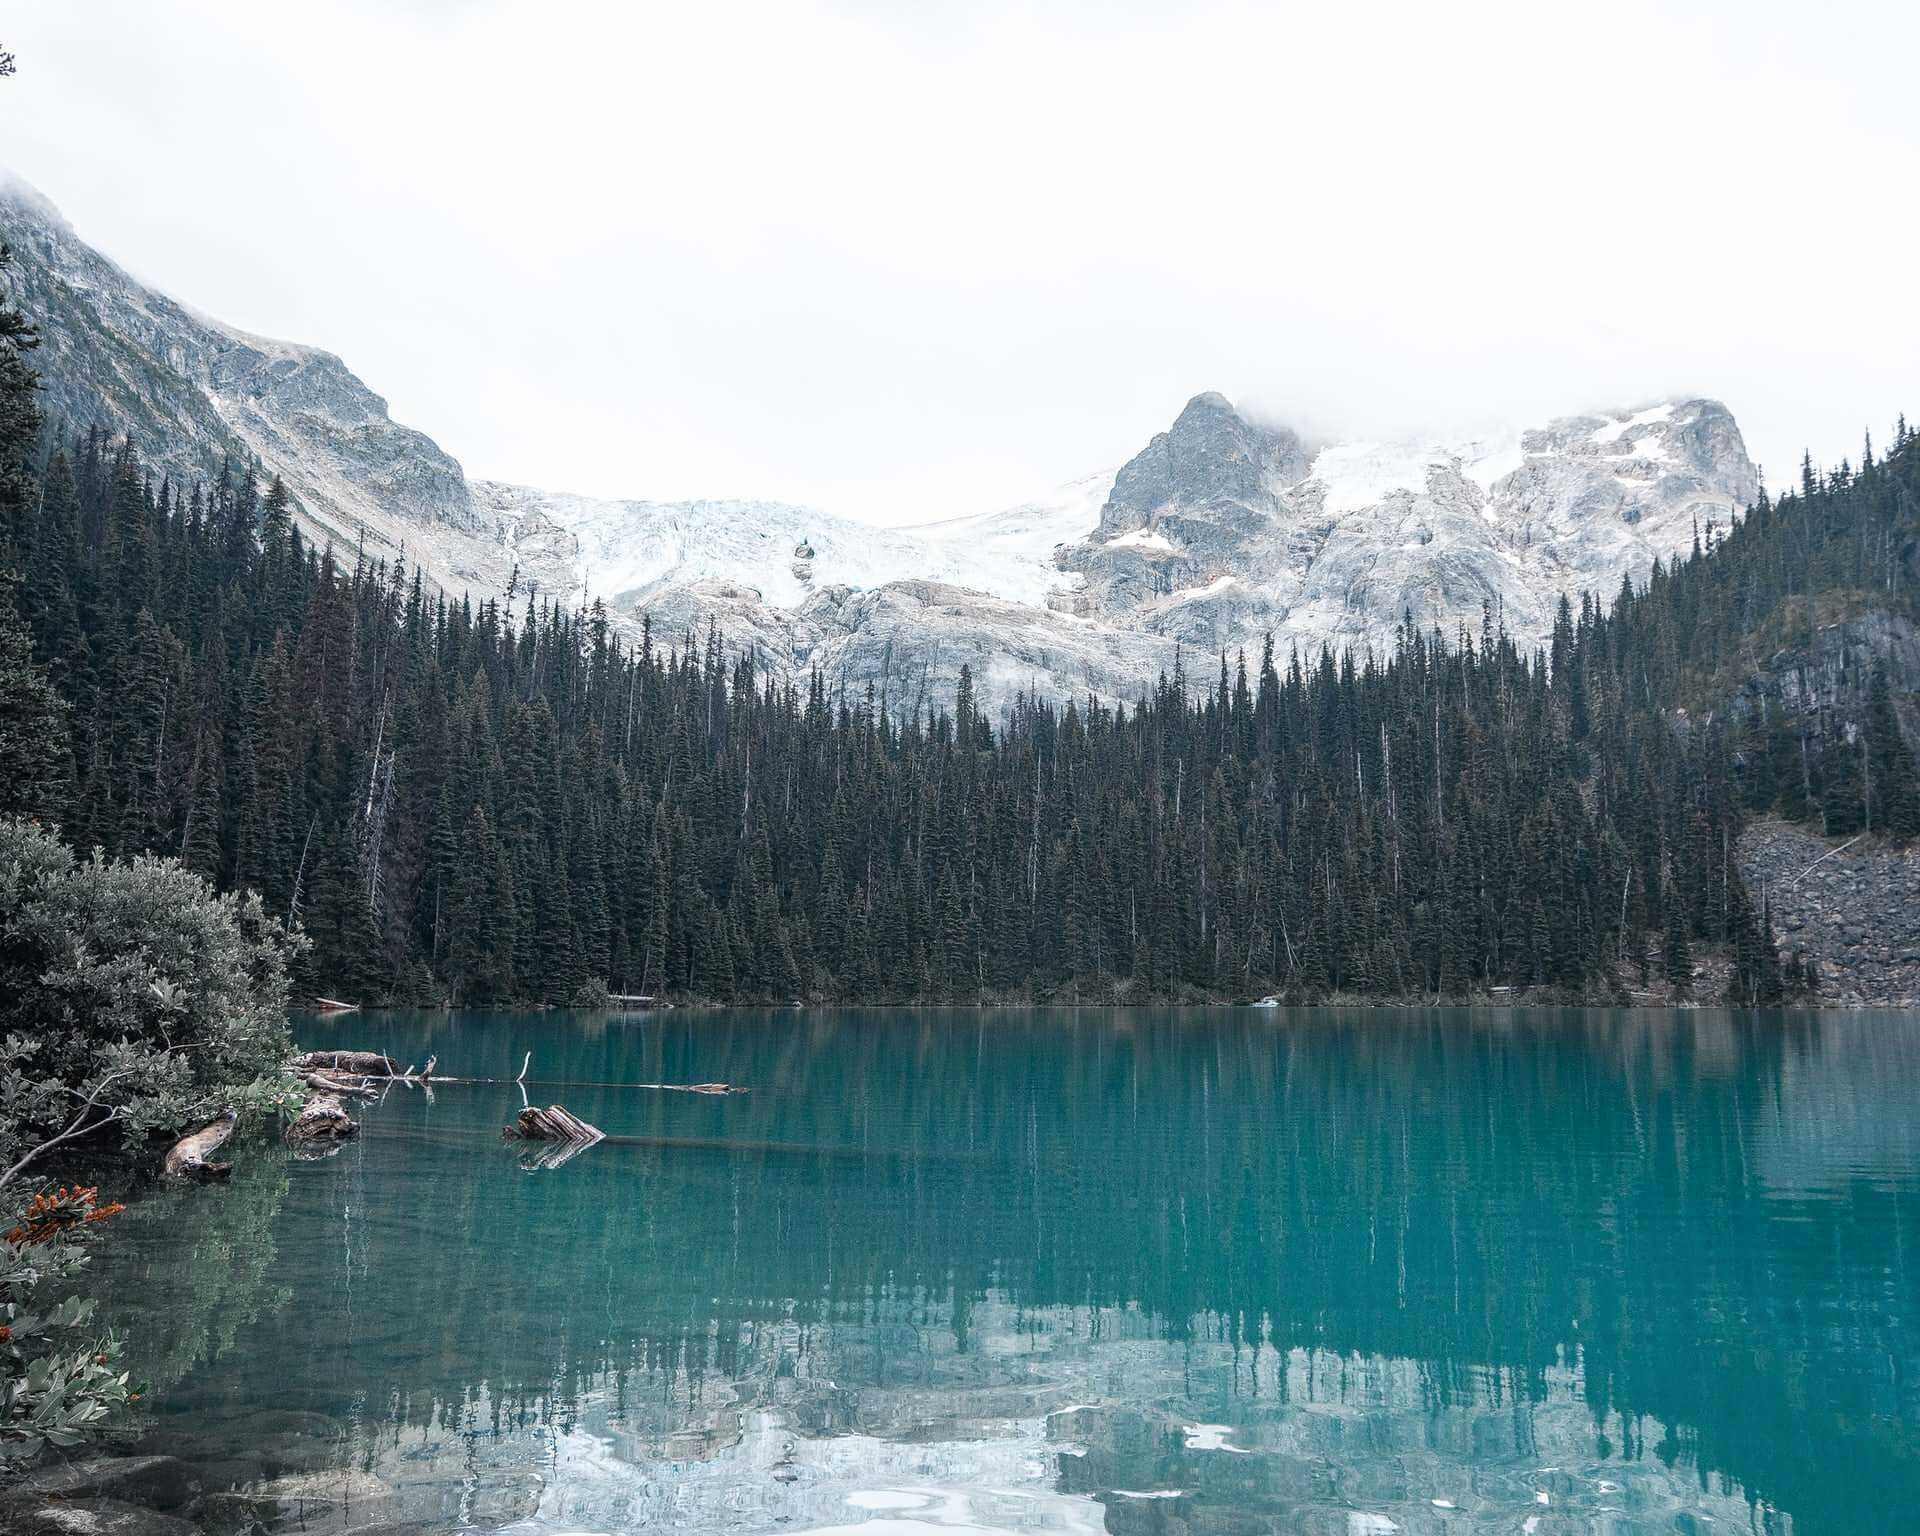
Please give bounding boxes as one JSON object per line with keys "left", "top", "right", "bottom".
{"left": 1, "top": 246, "right": 1915, "bottom": 1006}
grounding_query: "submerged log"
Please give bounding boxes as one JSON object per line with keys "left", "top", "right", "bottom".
{"left": 294, "top": 1049, "right": 400, "bottom": 1077}
{"left": 505, "top": 1105, "right": 605, "bottom": 1145}
{"left": 300, "top": 1069, "right": 379, "bottom": 1099}
{"left": 163, "top": 1109, "right": 238, "bottom": 1180}
{"left": 285, "top": 1092, "right": 358, "bottom": 1146}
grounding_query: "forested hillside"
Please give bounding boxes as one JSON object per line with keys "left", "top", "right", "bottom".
{"left": 2, "top": 245, "right": 1915, "bottom": 1006}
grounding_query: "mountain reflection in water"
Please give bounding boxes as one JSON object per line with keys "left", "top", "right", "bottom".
{"left": 92, "top": 1008, "right": 1920, "bottom": 1535}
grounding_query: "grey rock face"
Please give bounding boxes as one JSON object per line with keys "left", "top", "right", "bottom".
{"left": 797, "top": 580, "right": 1181, "bottom": 714}
{"left": 1723, "top": 611, "right": 1920, "bottom": 734}
{"left": 1057, "top": 393, "right": 1316, "bottom": 649}
{"left": 1097, "top": 391, "right": 1309, "bottom": 537}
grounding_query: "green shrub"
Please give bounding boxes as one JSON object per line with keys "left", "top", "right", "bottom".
{"left": 0, "top": 817, "right": 297, "bottom": 1176}
{"left": 0, "top": 817, "right": 299, "bottom": 1458}
{"left": 0, "top": 1187, "right": 132, "bottom": 1460}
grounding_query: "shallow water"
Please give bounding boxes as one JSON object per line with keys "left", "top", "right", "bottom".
{"left": 93, "top": 1008, "right": 1920, "bottom": 1534}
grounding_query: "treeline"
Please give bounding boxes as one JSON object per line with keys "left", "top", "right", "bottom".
{"left": 2, "top": 250, "right": 1916, "bottom": 1006}
{"left": 1695, "top": 445, "right": 1920, "bottom": 837}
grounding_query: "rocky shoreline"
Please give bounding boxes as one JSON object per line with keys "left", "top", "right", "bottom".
{"left": 0, "top": 1412, "right": 467, "bottom": 1534}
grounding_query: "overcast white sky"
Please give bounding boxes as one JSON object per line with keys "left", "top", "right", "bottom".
{"left": 2, "top": 0, "right": 1915, "bottom": 524}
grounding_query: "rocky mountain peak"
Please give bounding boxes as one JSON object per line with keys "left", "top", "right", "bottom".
{"left": 1053, "top": 387, "right": 1759, "bottom": 665}
{"left": 1098, "top": 391, "right": 1309, "bottom": 538}
{"left": 0, "top": 171, "right": 67, "bottom": 231}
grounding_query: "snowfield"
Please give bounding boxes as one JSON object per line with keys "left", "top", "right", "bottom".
{"left": 471, "top": 468, "right": 1111, "bottom": 622}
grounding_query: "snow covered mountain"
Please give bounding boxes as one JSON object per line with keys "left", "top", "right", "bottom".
{"left": 1057, "top": 389, "right": 1757, "bottom": 660}
{"left": 1, "top": 174, "right": 1759, "bottom": 712}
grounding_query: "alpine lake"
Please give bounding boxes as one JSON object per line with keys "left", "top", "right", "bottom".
{"left": 85, "top": 1007, "right": 1920, "bottom": 1535}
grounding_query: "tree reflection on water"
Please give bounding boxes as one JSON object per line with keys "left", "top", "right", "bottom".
{"left": 90, "top": 1008, "right": 1918, "bottom": 1534}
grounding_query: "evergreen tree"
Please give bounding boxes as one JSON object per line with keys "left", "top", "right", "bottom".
{"left": 1865, "top": 663, "right": 1920, "bottom": 841}
{"left": 0, "top": 244, "right": 39, "bottom": 559}
{"left": 1820, "top": 726, "right": 1866, "bottom": 837}
{"left": 1663, "top": 902, "right": 1693, "bottom": 995}
{"left": 0, "top": 577, "right": 70, "bottom": 819}
{"left": 23, "top": 451, "right": 88, "bottom": 694}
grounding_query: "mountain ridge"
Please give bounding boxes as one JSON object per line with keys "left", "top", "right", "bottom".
{"left": 2, "top": 173, "right": 1759, "bottom": 710}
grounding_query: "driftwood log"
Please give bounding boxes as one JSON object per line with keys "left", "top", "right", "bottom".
{"left": 506, "top": 1104, "right": 605, "bottom": 1170}
{"left": 285, "top": 1092, "right": 357, "bottom": 1145}
{"left": 163, "top": 1109, "right": 238, "bottom": 1180}
{"left": 299, "top": 1049, "right": 397, "bottom": 1076}
{"left": 300, "top": 1069, "right": 379, "bottom": 1099}
{"left": 295, "top": 1049, "right": 400, "bottom": 1077}
{"left": 506, "top": 1105, "right": 605, "bottom": 1144}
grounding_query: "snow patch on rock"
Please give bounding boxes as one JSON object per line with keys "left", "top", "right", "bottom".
{"left": 1107, "top": 527, "right": 1176, "bottom": 553}
{"left": 1590, "top": 402, "right": 1674, "bottom": 445}
{"left": 1309, "top": 442, "right": 1442, "bottom": 512}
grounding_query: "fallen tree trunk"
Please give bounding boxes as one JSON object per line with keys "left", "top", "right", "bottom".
{"left": 300, "top": 1069, "right": 379, "bottom": 1099}
{"left": 505, "top": 1105, "right": 605, "bottom": 1145}
{"left": 163, "top": 1109, "right": 238, "bottom": 1180}
{"left": 285, "top": 1092, "right": 357, "bottom": 1145}
{"left": 294, "top": 1050, "right": 400, "bottom": 1077}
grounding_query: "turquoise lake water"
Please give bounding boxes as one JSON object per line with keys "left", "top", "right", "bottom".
{"left": 92, "top": 1008, "right": 1920, "bottom": 1534}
